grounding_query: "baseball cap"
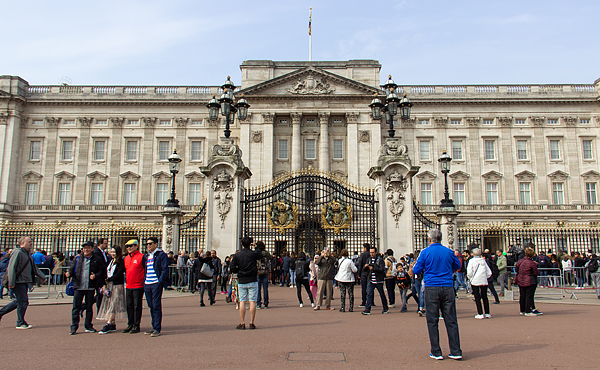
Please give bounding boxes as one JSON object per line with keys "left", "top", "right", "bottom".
{"left": 82, "top": 241, "right": 95, "bottom": 248}
{"left": 125, "top": 239, "right": 139, "bottom": 246}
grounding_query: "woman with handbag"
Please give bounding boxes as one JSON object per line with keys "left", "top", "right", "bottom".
{"left": 514, "top": 246, "right": 542, "bottom": 316}
{"left": 334, "top": 249, "right": 357, "bottom": 312}
{"left": 466, "top": 248, "right": 492, "bottom": 319}
{"left": 97, "top": 246, "right": 126, "bottom": 334}
{"left": 193, "top": 251, "right": 215, "bottom": 306}
{"left": 295, "top": 252, "right": 314, "bottom": 308}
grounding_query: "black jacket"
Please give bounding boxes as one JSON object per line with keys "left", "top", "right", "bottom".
{"left": 69, "top": 254, "right": 106, "bottom": 290}
{"left": 357, "top": 250, "right": 371, "bottom": 276}
{"left": 193, "top": 257, "right": 214, "bottom": 280}
{"left": 105, "top": 258, "right": 125, "bottom": 285}
{"left": 142, "top": 249, "right": 171, "bottom": 288}
{"left": 231, "top": 248, "right": 263, "bottom": 284}
{"left": 366, "top": 255, "right": 386, "bottom": 282}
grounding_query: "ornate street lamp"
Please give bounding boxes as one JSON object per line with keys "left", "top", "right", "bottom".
{"left": 206, "top": 76, "right": 250, "bottom": 138}
{"left": 166, "top": 149, "right": 182, "bottom": 207}
{"left": 370, "top": 75, "right": 412, "bottom": 138}
{"left": 438, "top": 150, "right": 455, "bottom": 209}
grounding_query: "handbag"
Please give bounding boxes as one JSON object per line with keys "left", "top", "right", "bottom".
{"left": 201, "top": 263, "right": 213, "bottom": 277}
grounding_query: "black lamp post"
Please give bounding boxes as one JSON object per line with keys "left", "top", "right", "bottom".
{"left": 438, "top": 150, "right": 455, "bottom": 209}
{"left": 166, "top": 149, "right": 182, "bottom": 207}
{"left": 207, "top": 76, "right": 250, "bottom": 139}
{"left": 369, "top": 75, "right": 412, "bottom": 138}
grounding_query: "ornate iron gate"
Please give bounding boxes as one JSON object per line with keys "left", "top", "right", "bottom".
{"left": 179, "top": 199, "right": 207, "bottom": 253}
{"left": 413, "top": 199, "right": 440, "bottom": 252}
{"left": 242, "top": 169, "right": 378, "bottom": 257}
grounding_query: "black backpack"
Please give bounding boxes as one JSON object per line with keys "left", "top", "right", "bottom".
{"left": 487, "top": 259, "right": 500, "bottom": 280}
{"left": 588, "top": 259, "right": 599, "bottom": 273}
{"left": 257, "top": 254, "right": 270, "bottom": 276}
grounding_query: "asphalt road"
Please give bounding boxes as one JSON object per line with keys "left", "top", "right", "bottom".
{"left": 1, "top": 286, "right": 598, "bottom": 369}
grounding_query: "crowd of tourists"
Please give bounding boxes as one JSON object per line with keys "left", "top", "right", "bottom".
{"left": 1, "top": 231, "right": 599, "bottom": 360}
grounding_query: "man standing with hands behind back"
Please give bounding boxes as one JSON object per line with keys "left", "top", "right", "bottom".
{"left": 230, "top": 237, "right": 263, "bottom": 330}
{"left": 142, "top": 237, "right": 170, "bottom": 337}
{"left": 413, "top": 228, "right": 463, "bottom": 361}
{"left": 123, "top": 239, "right": 145, "bottom": 334}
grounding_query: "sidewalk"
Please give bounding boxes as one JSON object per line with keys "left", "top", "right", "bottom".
{"left": 3, "top": 283, "right": 599, "bottom": 307}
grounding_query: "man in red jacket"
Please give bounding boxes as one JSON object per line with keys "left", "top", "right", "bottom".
{"left": 123, "top": 239, "right": 145, "bottom": 334}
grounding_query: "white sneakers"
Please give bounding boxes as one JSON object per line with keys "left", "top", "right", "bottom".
{"left": 475, "top": 314, "right": 492, "bottom": 319}
{"left": 299, "top": 303, "right": 303, "bottom": 308}
{"left": 484, "top": 314, "right": 492, "bottom": 319}
{"left": 474, "top": 314, "right": 484, "bottom": 319}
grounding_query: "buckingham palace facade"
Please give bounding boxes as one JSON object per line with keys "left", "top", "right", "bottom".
{"left": 1, "top": 60, "right": 599, "bottom": 227}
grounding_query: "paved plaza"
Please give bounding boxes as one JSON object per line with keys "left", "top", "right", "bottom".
{"left": 1, "top": 286, "right": 599, "bottom": 369}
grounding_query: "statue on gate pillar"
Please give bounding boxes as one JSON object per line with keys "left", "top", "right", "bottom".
{"left": 368, "top": 138, "right": 420, "bottom": 257}
{"left": 201, "top": 138, "right": 252, "bottom": 258}
{"left": 162, "top": 207, "right": 182, "bottom": 254}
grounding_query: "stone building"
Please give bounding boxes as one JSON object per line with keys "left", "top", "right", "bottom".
{"left": 1, "top": 59, "right": 599, "bottom": 234}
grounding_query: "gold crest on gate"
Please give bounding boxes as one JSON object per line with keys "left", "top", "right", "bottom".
{"left": 266, "top": 197, "right": 298, "bottom": 234}
{"left": 321, "top": 198, "right": 352, "bottom": 234}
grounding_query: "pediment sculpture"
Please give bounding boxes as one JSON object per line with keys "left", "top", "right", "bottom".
{"left": 287, "top": 72, "right": 335, "bottom": 95}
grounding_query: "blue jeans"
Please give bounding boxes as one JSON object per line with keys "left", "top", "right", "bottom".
{"left": 454, "top": 272, "right": 467, "bottom": 290}
{"left": 144, "top": 283, "right": 163, "bottom": 332}
{"left": 280, "top": 269, "right": 289, "bottom": 286}
{"left": 365, "top": 281, "right": 388, "bottom": 313}
{"left": 412, "top": 278, "right": 425, "bottom": 309}
{"left": 0, "top": 283, "right": 29, "bottom": 326}
{"left": 257, "top": 274, "right": 269, "bottom": 307}
{"left": 424, "top": 286, "right": 462, "bottom": 357}
{"left": 289, "top": 269, "right": 296, "bottom": 286}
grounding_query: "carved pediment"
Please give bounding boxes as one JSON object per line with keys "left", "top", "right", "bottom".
{"left": 416, "top": 170, "right": 437, "bottom": 181}
{"left": 185, "top": 171, "right": 205, "bottom": 181}
{"left": 152, "top": 171, "right": 172, "bottom": 181}
{"left": 482, "top": 170, "right": 503, "bottom": 181}
{"left": 54, "top": 171, "right": 75, "bottom": 180}
{"left": 239, "top": 67, "right": 380, "bottom": 97}
{"left": 87, "top": 171, "right": 108, "bottom": 180}
{"left": 548, "top": 170, "right": 569, "bottom": 181}
{"left": 515, "top": 170, "right": 536, "bottom": 181}
{"left": 22, "top": 171, "right": 43, "bottom": 181}
{"left": 119, "top": 171, "right": 141, "bottom": 181}
{"left": 449, "top": 170, "right": 470, "bottom": 181}
{"left": 581, "top": 170, "right": 600, "bottom": 181}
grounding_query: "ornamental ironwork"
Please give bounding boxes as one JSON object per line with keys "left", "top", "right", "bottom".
{"left": 266, "top": 196, "right": 298, "bottom": 234}
{"left": 321, "top": 197, "right": 352, "bottom": 235}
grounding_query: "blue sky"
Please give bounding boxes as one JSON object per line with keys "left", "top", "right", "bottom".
{"left": 3, "top": 0, "right": 599, "bottom": 86}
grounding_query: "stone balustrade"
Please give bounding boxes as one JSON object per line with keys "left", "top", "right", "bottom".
{"left": 26, "top": 85, "right": 240, "bottom": 98}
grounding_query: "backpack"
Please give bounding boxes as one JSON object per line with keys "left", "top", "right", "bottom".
{"left": 65, "top": 281, "right": 75, "bottom": 296}
{"left": 257, "top": 254, "right": 270, "bottom": 276}
{"left": 488, "top": 259, "right": 500, "bottom": 280}
{"left": 588, "top": 259, "right": 599, "bottom": 273}
{"left": 385, "top": 257, "right": 397, "bottom": 277}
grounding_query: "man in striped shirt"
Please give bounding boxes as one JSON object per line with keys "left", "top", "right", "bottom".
{"left": 143, "top": 237, "right": 171, "bottom": 337}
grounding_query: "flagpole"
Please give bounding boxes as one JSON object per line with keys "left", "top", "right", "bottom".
{"left": 309, "top": 7, "right": 312, "bottom": 61}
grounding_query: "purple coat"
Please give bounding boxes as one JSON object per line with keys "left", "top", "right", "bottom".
{"left": 514, "top": 257, "right": 539, "bottom": 287}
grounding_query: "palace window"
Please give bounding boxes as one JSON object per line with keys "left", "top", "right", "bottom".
{"left": 484, "top": 140, "right": 496, "bottom": 160}
{"left": 420, "top": 183, "right": 432, "bottom": 205}
{"left": 159, "top": 120, "right": 170, "bottom": 126}
{"left": 453, "top": 183, "right": 465, "bottom": 205}
{"left": 278, "top": 140, "right": 288, "bottom": 160}
{"left": 64, "top": 120, "right": 75, "bottom": 125}
{"left": 519, "top": 182, "right": 531, "bottom": 205}
{"left": 158, "top": 141, "right": 170, "bottom": 161}
{"left": 32, "top": 120, "right": 44, "bottom": 125}
{"left": 58, "top": 183, "right": 71, "bottom": 205}
{"left": 419, "top": 140, "right": 430, "bottom": 161}
{"left": 190, "top": 141, "right": 202, "bottom": 161}
{"left": 552, "top": 182, "right": 564, "bottom": 204}
{"left": 30, "top": 141, "right": 41, "bottom": 161}
{"left": 547, "top": 119, "right": 558, "bottom": 124}
{"left": 586, "top": 182, "right": 597, "bottom": 205}
{"left": 94, "top": 140, "right": 106, "bottom": 161}
{"left": 123, "top": 183, "right": 136, "bottom": 205}
{"left": 333, "top": 140, "right": 344, "bottom": 160}
{"left": 156, "top": 183, "right": 169, "bottom": 205}
{"left": 580, "top": 119, "right": 590, "bottom": 124}
{"left": 550, "top": 140, "right": 561, "bottom": 160}
{"left": 61, "top": 140, "right": 73, "bottom": 161}
{"left": 515, "top": 119, "right": 526, "bottom": 125}
{"left": 305, "top": 139, "right": 316, "bottom": 160}
{"left": 189, "top": 183, "right": 203, "bottom": 205}
{"left": 96, "top": 120, "right": 107, "bottom": 125}
{"left": 483, "top": 119, "right": 494, "bottom": 125}
{"left": 91, "top": 183, "right": 104, "bottom": 205}
{"left": 127, "top": 120, "right": 139, "bottom": 125}
{"left": 450, "top": 119, "right": 461, "bottom": 125}
{"left": 451, "top": 140, "right": 462, "bottom": 160}
{"left": 419, "top": 119, "right": 429, "bottom": 125}
{"left": 583, "top": 140, "right": 593, "bottom": 160}
{"left": 486, "top": 183, "right": 498, "bottom": 205}
{"left": 191, "top": 120, "right": 202, "bottom": 125}
{"left": 126, "top": 141, "right": 138, "bottom": 161}
{"left": 517, "top": 140, "right": 528, "bottom": 160}
{"left": 25, "top": 183, "right": 38, "bottom": 205}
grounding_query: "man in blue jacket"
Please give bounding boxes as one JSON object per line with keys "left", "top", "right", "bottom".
{"left": 413, "top": 228, "right": 463, "bottom": 361}
{"left": 143, "top": 237, "right": 171, "bottom": 337}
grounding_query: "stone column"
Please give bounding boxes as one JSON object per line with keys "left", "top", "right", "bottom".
{"left": 291, "top": 113, "right": 302, "bottom": 171}
{"left": 107, "top": 117, "right": 124, "bottom": 205}
{"left": 368, "top": 138, "right": 420, "bottom": 256}
{"left": 162, "top": 206, "right": 183, "bottom": 253}
{"left": 437, "top": 209, "right": 460, "bottom": 250}
{"left": 201, "top": 138, "right": 252, "bottom": 257}
{"left": 318, "top": 112, "right": 330, "bottom": 172}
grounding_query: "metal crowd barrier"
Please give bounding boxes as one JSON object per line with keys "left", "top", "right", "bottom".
{"left": 168, "top": 265, "right": 194, "bottom": 293}
{"left": 29, "top": 267, "right": 51, "bottom": 300}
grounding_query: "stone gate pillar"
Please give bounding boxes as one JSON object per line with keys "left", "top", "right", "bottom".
{"left": 201, "top": 138, "right": 252, "bottom": 257}
{"left": 162, "top": 207, "right": 182, "bottom": 254}
{"left": 368, "top": 138, "right": 419, "bottom": 256}
{"left": 437, "top": 209, "right": 460, "bottom": 250}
